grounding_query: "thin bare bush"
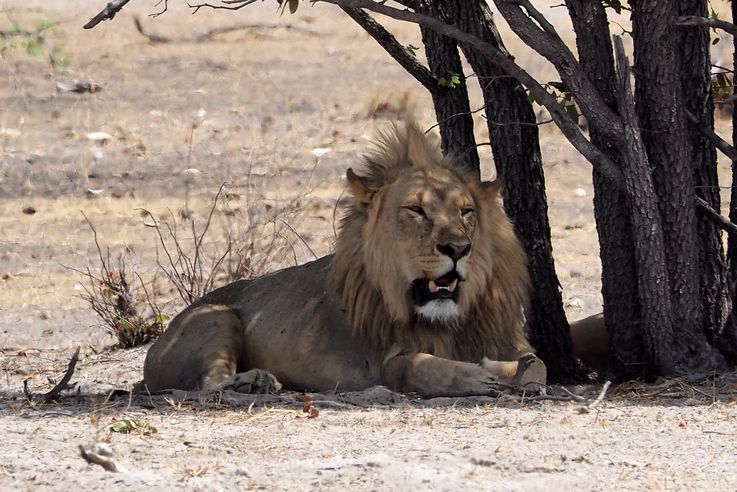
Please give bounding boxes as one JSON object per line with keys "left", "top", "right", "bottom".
{"left": 139, "top": 180, "right": 315, "bottom": 305}
{"left": 139, "top": 185, "right": 231, "bottom": 305}
{"left": 68, "top": 214, "right": 167, "bottom": 348}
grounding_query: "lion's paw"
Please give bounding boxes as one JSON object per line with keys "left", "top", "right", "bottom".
{"left": 511, "top": 354, "right": 547, "bottom": 391}
{"left": 216, "top": 369, "right": 282, "bottom": 394}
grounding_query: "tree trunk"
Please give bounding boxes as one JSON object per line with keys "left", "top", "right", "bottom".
{"left": 631, "top": 0, "right": 724, "bottom": 371}
{"left": 565, "top": 0, "right": 648, "bottom": 378}
{"left": 721, "top": 0, "right": 737, "bottom": 363}
{"left": 417, "top": 0, "right": 479, "bottom": 177}
{"left": 447, "top": 0, "right": 584, "bottom": 382}
{"left": 678, "top": 0, "right": 729, "bottom": 342}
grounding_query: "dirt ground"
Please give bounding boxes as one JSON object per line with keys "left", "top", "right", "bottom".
{"left": 1, "top": 1, "right": 737, "bottom": 490}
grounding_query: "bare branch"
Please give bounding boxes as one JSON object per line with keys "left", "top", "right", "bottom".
{"left": 675, "top": 15, "right": 737, "bottom": 38}
{"left": 133, "top": 14, "right": 319, "bottom": 43}
{"left": 85, "top": 0, "right": 133, "bottom": 29}
{"left": 188, "top": 0, "right": 259, "bottom": 15}
{"left": 315, "top": 0, "right": 625, "bottom": 187}
{"left": 696, "top": 196, "right": 737, "bottom": 235}
{"left": 684, "top": 109, "right": 737, "bottom": 162}
{"left": 493, "top": 0, "right": 623, "bottom": 140}
{"left": 503, "top": 0, "right": 564, "bottom": 45}
{"left": 340, "top": 6, "right": 436, "bottom": 92}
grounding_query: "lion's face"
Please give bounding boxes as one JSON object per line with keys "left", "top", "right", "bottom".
{"left": 348, "top": 155, "right": 499, "bottom": 325}
{"left": 374, "top": 169, "right": 481, "bottom": 322}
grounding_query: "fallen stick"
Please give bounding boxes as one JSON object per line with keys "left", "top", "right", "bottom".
{"left": 78, "top": 445, "right": 123, "bottom": 472}
{"left": 24, "top": 347, "right": 81, "bottom": 403}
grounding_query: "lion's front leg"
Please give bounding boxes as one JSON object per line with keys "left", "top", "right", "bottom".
{"left": 381, "top": 353, "right": 503, "bottom": 398}
{"left": 382, "top": 353, "right": 547, "bottom": 397}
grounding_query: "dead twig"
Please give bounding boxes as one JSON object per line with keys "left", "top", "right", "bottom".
{"left": 189, "top": 0, "right": 261, "bottom": 15}
{"left": 78, "top": 444, "right": 123, "bottom": 472}
{"left": 84, "top": 0, "right": 133, "bottom": 29}
{"left": 587, "top": 380, "right": 611, "bottom": 409}
{"left": 133, "top": 15, "right": 319, "bottom": 43}
{"left": 24, "top": 347, "right": 81, "bottom": 404}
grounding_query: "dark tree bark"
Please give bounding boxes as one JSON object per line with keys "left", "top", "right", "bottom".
{"left": 721, "top": 0, "right": 737, "bottom": 363}
{"left": 631, "top": 0, "right": 725, "bottom": 371}
{"left": 678, "top": 0, "right": 729, "bottom": 342}
{"left": 416, "top": 0, "right": 480, "bottom": 177}
{"left": 565, "top": 0, "right": 647, "bottom": 378}
{"left": 444, "top": 0, "right": 584, "bottom": 382}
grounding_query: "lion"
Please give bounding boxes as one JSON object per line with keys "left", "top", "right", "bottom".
{"left": 142, "top": 122, "right": 546, "bottom": 397}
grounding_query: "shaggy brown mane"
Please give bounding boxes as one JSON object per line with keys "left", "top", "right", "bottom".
{"left": 329, "top": 122, "right": 532, "bottom": 363}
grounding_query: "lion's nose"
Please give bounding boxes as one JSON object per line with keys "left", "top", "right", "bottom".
{"left": 436, "top": 243, "right": 471, "bottom": 262}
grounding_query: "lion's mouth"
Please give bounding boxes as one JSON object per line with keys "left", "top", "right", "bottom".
{"left": 411, "top": 270, "right": 461, "bottom": 306}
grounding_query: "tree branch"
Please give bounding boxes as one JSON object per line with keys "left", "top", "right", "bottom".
{"left": 84, "top": 0, "right": 133, "bottom": 29}
{"left": 492, "top": 0, "right": 623, "bottom": 141}
{"left": 696, "top": 196, "right": 737, "bottom": 235}
{"left": 340, "top": 6, "right": 437, "bottom": 92}
{"left": 684, "top": 109, "right": 737, "bottom": 162}
{"left": 675, "top": 15, "right": 737, "bottom": 38}
{"left": 188, "top": 0, "right": 260, "bottom": 15}
{"left": 315, "top": 0, "right": 625, "bottom": 187}
{"left": 133, "top": 15, "right": 319, "bottom": 43}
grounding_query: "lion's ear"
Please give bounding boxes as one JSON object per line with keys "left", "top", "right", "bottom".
{"left": 480, "top": 179, "right": 503, "bottom": 199}
{"left": 346, "top": 168, "right": 374, "bottom": 208}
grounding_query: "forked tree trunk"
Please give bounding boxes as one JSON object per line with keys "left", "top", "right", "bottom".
{"left": 444, "top": 0, "right": 584, "bottom": 382}
{"left": 678, "top": 0, "right": 729, "bottom": 342}
{"left": 565, "top": 0, "right": 647, "bottom": 378}
{"left": 631, "top": 0, "right": 725, "bottom": 371}
{"left": 721, "top": 0, "right": 737, "bottom": 363}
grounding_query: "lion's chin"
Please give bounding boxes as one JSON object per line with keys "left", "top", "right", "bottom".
{"left": 414, "top": 300, "right": 460, "bottom": 323}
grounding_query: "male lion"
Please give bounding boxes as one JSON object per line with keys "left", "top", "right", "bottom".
{"left": 142, "top": 122, "right": 546, "bottom": 397}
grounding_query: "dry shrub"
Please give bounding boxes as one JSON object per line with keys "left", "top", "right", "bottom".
{"left": 76, "top": 178, "right": 313, "bottom": 348}
{"left": 70, "top": 215, "right": 167, "bottom": 348}
{"left": 221, "top": 189, "right": 312, "bottom": 283}
{"left": 140, "top": 183, "right": 311, "bottom": 305}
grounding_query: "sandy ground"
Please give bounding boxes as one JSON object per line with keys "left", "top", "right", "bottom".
{"left": 1, "top": 1, "right": 737, "bottom": 490}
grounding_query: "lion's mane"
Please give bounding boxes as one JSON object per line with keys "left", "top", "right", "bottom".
{"left": 328, "top": 122, "right": 532, "bottom": 363}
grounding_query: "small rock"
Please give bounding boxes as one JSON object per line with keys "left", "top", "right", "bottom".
{"left": 311, "top": 147, "right": 332, "bottom": 158}
{"left": 86, "top": 189, "right": 105, "bottom": 199}
{"left": 22, "top": 206, "right": 36, "bottom": 215}
{"left": 86, "top": 131, "right": 113, "bottom": 143}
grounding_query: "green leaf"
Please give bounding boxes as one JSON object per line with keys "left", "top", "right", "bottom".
{"left": 404, "top": 44, "right": 419, "bottom": 59}
{"left": 155, "top": 313, "right": 170, "bottom": 325}
{"left": 110, "top": 418, "right": 157, "bottom": 435}
{"left": 288, "top": 0, "right": 299, "bottom": 14}
{"left": 438, "top": 72, "right": 462, "bottom": 89}
{"left": 565, "top": 103, "right": 579, "bottom": 123}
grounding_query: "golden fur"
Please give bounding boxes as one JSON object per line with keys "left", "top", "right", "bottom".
{"left": 142, "top": 122, "right": 546, "bottom": 397}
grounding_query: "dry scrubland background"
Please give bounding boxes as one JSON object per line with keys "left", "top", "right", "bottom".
{"left": 0, "top": 1, "right": 736, "bottom": 490}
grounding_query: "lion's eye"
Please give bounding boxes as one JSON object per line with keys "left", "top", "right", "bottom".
{"left": 461, "top": 207, "right": 475, "bottom": 217}
{"left": 405, "top": 205, "right": 426, "bottom": 217}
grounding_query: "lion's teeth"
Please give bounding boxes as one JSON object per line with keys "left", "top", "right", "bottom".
{"left": 448, "top": 278, "right": 458, "bottom": 292}
{"left": 429, "top": 280, "right": 439, "bottom": 293}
